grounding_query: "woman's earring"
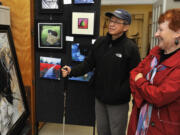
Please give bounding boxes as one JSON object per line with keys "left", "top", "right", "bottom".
{"left": 175, "top": 39, "right": 179, "bottom": 45}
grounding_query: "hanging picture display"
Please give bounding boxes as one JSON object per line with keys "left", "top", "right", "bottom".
{"left": 38, "top": 23, "right": 63, "bottom": 49}
{"left": 71, "top": 43, "right": 89, "bottom": 62}
{"left": 72, "top": 12, "right": 95, "bottom": 35}
{"left": 34, "top": 0, "right": 100, "bottom": 126}
{"left": 40, "top": 56, "right": 62, "bottom": 80}
{"left": 0, "top": 25, "right": 29, "bottom": 135}
{"left": 74, "top": 0, "right": 94, "bottom": 4}
{"left": 40, "top": 0, "right": 63, "bottom": 13}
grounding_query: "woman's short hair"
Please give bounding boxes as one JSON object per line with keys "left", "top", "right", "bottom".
{"left": 158, "top": 8, "right": 180, "bottom": 32}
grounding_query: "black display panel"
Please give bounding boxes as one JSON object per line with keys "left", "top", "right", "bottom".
{"left": 34, "top": 0, "right": 101, "bottom": 127}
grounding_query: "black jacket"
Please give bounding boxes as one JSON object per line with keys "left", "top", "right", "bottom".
{"left": 70, "top": 33, "right": 140, "bottom": 105}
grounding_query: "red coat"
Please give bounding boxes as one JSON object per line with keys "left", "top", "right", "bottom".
{"left": 127, "top": 46, "right": 180, "bottom": 135}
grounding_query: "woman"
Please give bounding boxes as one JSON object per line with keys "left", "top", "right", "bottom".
{"left": 128, "top": 9, "right": 180, "bottom": 135}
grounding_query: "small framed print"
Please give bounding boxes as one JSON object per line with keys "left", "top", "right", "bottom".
{"left": 74, "top": 0, "right": 94, "bottom": 4}
{"left": 40, "top": 0, "right": 63, "bottom": 13}
{"left": 38, "top": 23, "right": 63, "bottom": 49}
{"left": 72, "top": 12, "right": 95, "bottom": 35}
{"left": 40, "top": 56, "right": 62, "bottom": 80}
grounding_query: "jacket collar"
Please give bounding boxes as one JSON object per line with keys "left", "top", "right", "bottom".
{"left": 150, "top": 46, "right": 180, "bottom": 67}
{"left": 107, "top": 32, "right": 127, "bottom": 46}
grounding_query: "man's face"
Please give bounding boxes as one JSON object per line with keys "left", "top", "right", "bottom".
{"left": 108, "top": 16, "right": 129, "bottom": 36}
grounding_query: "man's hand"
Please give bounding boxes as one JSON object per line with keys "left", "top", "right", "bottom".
{"left": 61, "top": 65, "right": 71, "bottom": 78}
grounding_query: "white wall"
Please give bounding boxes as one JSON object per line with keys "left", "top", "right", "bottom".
{"left": 0, "top": 6, "right": 10, "bottom": 25}
{"left": 101, "top": 0, "right": 157, "bottom": 5}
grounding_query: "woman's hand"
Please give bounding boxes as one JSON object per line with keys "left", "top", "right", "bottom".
{"left": 61, "top": 65, "right": 71, "bottom": 78}
{"left": 135, "top": 73, "right": 143, "bottom": 82}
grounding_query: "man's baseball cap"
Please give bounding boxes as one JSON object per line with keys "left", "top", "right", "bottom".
{"left": 105, "top": 9, "right": 131, "bottom": 25}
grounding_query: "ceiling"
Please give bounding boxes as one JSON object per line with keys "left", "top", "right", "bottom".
{"left": 101, "top": 0, "right": 157, "bottom": 5}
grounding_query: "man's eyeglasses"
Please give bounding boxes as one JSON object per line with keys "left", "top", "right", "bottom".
{"left": 107, "top": 19, "right": 126, "bottom": 25}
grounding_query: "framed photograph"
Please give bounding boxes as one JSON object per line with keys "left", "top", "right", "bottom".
{"left": 38, "top": 23, "right": 63, "bottom": 49}
{"left": 40, "top": 0, "right": 63, "bottom": 13}
{"left": 0, "top": 25, "right": 29, "bottom": 135}
{"left": 71, "top": 43, "right": 89, "bottom": 62}
{"left": 40, "top": 56, "right": 62, "bottom": 80}
{"left": 72, "top": 12, "right": 95, "bottom": 35}
{"left": 74, "top": 0, "right": 94, "bottom": 4}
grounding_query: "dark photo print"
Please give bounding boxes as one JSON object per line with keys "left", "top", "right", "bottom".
{"left": 42, "top": 0, "right": 59, "bottom": 9}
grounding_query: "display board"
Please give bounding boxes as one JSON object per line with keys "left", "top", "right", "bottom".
{"left": 34, "top": 0, "right": 101, "bottom": 128}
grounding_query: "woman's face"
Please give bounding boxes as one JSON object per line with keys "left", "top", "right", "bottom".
{"left": 155, "top": 21, "right": 177, "bottom": 52}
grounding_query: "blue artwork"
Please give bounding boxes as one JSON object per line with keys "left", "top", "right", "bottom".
{"left": 74, "top": 0, "right": 94, "bottom": 4}
{"left": 71, "top": 43, "right": 88, "bottom": 62}
{"left": 69, "top": 71, "right": 93, "bottom": 82}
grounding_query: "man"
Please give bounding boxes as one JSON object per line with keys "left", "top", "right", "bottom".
{"left": 62, "top": 9, "right": 140, "bottom": 135}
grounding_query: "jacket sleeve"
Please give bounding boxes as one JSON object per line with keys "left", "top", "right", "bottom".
{"left": 130, "top": 54, "right": 152, "bottom": 108}
{"left": 70, "top": 37, "right": 103, "bottom": 77}
{"left": 70, "top": 48, "right": 95, "bottom": 77}
{"left": 128, "top": 43, "right": 141, "bottom": 71}
{"left": 135, "top": 66, "right": 180, "bottom": 107}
